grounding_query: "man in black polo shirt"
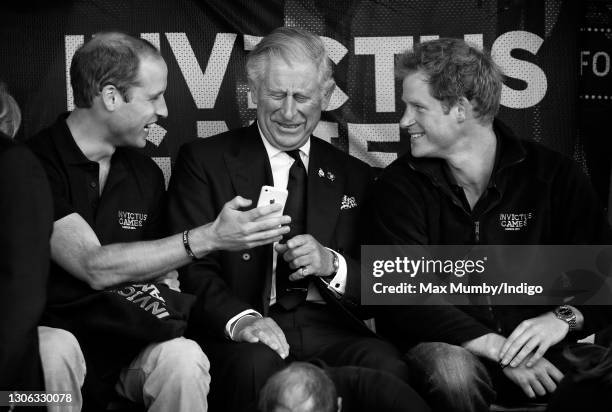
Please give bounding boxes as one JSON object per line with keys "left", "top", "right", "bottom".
{"left": 27, "top": 32, "right": 290, "bottom": 412}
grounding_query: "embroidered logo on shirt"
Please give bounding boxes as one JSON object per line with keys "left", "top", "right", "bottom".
{"left": 499, "top": 212, "right": 533, "bottom": 231}
{"left": 118, "top": 210, "right": 148, "bottom": 230}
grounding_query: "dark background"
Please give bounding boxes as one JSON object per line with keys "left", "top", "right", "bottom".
{"left": 0, "top": 0, "right": 610, "bottom": 216}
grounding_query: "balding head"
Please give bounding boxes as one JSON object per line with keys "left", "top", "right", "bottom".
{"left": 259, "top": 362, "right": 338, "bottom": 412}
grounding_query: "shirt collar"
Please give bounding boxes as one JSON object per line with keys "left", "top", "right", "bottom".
{"left": 54, "top": 113, "right": 128, "bottom": 178}
{"left": 53, "top": 113, "right": 96, "bottom": 166}
{"left": 257, "top": 122, "right": 311, "bottom": 161}
{"left": 406, "top": 118, "right": 526, "bottom": 187}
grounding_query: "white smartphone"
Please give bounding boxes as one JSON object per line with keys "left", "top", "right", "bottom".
{"left": 256, "top": 185, "right": 288, "bottom": 218}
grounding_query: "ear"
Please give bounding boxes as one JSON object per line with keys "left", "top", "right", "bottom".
{"left": 247, "top": 80, "right": 259, "bottom": 107}
{"left": 320, "top": 81, "right": 336, "bottom": 111}
{"left": 455, "top": 96, "right": 470, "bottom": 123}
{"left": 101, "top": 85, "right": 119, "bottom": 111}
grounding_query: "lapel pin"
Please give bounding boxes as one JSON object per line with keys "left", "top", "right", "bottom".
{"left": 326, "top": 171, "right": 335, "bottom": 182}
{"left": 318, "top": 168, "right": 325, "bottom": 177}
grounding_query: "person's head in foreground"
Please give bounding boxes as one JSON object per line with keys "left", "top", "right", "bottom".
{"left": 259, "top": 362, "right": 341, "bottom": 412}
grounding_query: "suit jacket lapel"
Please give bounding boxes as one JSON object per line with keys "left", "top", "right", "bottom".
{"left": 224, "top": 123, "right": 273, "bottom": 203}
{"left": 307, "top": 137, "right": 344, "bottom": 247}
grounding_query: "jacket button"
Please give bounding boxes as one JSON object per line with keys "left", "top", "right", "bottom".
{"left": 242, "top": 253, "right": 251, "bottom": 261}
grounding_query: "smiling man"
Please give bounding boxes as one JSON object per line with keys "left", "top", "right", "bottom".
{"left": 26, "top": 31, "right": 290, "bottom": 412}
{"left": 167, "top": 27, "right": 423, "bottom": 412}
{"left": 366, "top": 37, "right": 612, "bottom": 411}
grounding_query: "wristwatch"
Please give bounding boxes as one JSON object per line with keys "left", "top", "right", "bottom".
{"left": 329, "top": 250, "right": 339, "bottom": 276}
{"left": 554, "top": 305, "right": 577, "bottom": 331}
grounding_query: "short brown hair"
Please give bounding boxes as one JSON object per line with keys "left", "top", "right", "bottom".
{"left": 396, "top": 38, "right": 503, "bottom": 123}
{"left": 70, "top": 31, "right": 162, "bottom": 108}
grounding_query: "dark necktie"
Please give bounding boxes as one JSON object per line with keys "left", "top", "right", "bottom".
{"left": 275, "top": 149, "right": 309, "bottom": 310}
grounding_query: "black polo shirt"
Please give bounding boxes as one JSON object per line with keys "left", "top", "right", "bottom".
{"left": 27, "top": 115, "right": 173, "bottom": 403}
{"left": 26, "top": 114, "right": 167, "bottom": 313}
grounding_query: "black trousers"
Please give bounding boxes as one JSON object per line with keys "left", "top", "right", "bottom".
{"left": 191, "top": 303, "right": 411, "bottom": 412}
{"left": 327, "top": 365, "right": 431, "bottom": 412}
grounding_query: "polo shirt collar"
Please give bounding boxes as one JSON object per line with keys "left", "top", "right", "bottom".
{"left": 51, "top": 113, "right": 95, "bottom": 166}
{"left": 51, "top": 113, "right": 129, "bottom": 187}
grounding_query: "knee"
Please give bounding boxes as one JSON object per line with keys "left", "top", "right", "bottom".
{"left": 358, "top": 349, "right": 409, "bottom": 381}
{"left": 39, "top": 327, "right": 83, "bottom": 361}
{"left": 406, "top": 342, "right": 485, "bottom": 393}
{"left": 342, "top": 339, "right": 409, "bottom": 381}
{"left": 377, "top": 357, "right": 410, "bottom": 382}
{"left": 38, "top": 327, "right": 86, "bottom": 384}
{"left": 230, "top": 343, "right": 285, "bottom": 377}
{"left": 156, "top": 337, "right": 210, "bottom": 383}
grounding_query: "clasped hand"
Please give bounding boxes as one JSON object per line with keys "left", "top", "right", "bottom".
{"left": 499, "top": 312, "right": 569, "bottom": 368}
{"left": 502, "top": 356, "right": 564, "bottom": 399}
{"left": 274, "top": 234, "right": 334, "bottom": 281}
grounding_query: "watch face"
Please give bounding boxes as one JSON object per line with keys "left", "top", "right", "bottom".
{"left": 557, "top": 306, "right": 573, "bottom": 319}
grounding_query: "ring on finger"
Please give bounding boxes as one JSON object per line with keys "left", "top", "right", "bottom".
{"left": 301, "top": 266, "right": 308, "bottom": 277}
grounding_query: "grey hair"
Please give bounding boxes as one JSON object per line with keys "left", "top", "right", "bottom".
{"left": 246, "top": 27, "right": 335, "bottom": 98}
{"left": 0, "top": 82, "right": 21, "bottom": 138}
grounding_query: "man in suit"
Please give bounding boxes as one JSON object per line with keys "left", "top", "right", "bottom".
{"left": 167, "top": 27, "right": 415, "bottom": 411}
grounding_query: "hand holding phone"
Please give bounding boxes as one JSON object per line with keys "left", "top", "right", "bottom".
{"left": 256, "top": 185, "right": 288, "bottom": 219}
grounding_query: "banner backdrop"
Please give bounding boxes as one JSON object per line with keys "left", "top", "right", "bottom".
{"left": 0, "top": 0, "right": 610, "bottom": 205}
